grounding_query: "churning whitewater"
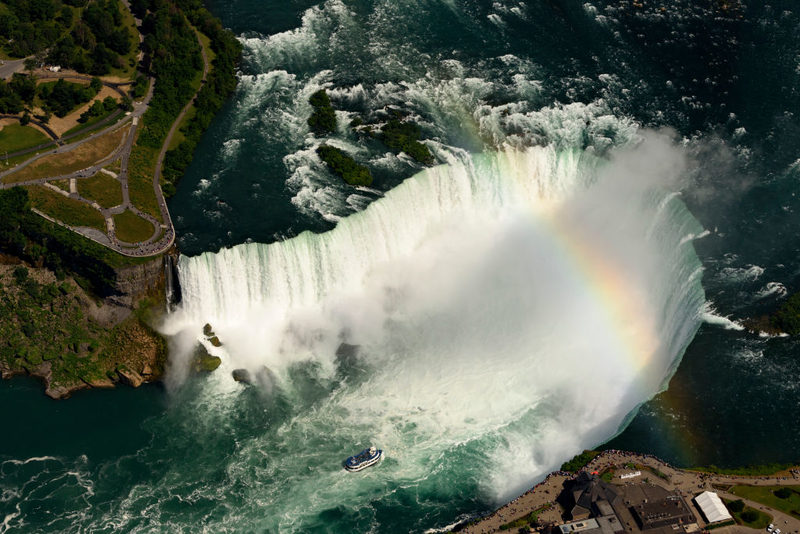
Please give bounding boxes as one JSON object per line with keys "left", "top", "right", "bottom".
{"left": 163, "top": 139, "right": 706, "bottom": 531}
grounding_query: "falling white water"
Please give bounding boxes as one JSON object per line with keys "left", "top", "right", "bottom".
{"left": 162, "top": 138, "right": 706, "bottom": 520}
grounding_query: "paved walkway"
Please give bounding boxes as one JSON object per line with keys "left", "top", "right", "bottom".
{"left": 0, "top": 0, "right": 208, "bottom": 258}
{"left": 459, "top": 450, "right": 800, "bottom": 534}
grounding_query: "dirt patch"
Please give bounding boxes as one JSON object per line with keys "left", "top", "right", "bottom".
{"left": 3, "top": 126, "right": 128, "bottom": 184}
{"left": 45, "top": 86, "right": 120, "bottom": 137}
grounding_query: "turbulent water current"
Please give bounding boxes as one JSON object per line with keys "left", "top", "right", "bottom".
{"left": 4, "top": 0, "right": 800, "bottom": 532}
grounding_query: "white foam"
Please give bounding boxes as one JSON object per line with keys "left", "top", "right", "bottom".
{"left": 164, "top": 138, "right": 706, "bottom": 515}
{"left": 701, "top": 302, "right": 745, "bottom": 330}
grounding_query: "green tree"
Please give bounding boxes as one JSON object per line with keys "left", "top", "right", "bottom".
{"left": 20, "top": 111, "right": 31, "bottom": 126}
{"left": 775, "top": 487, "right": 793, "bottom": 499}
{"left": 740, "top": 510, "right": 759, "bottom": 523}
{"left": 316, "top": 145, "right": 372, "bottom": 186}
{"left": 103, "top": 95, "right": 117, "bottom": 111}
{"left": 89, "top": 76, "right": 103, "bottom": 94}
{"left": 307, "top": 89, "right": 337, "bottom": 134}
{"left": 727, "top": 500, "right": 744, "bottom": 513}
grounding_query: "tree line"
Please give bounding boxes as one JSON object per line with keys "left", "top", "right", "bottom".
{"left": 1, "top": 0, "right": 134, "bottom": 76}
{"left": 0, "top": 187, "right": 136, "bottom": 296}
{"left": 156, "top": 0, "right": 243, "bottom": 196}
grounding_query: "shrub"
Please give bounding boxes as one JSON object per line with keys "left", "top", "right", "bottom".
{"left": 561, "top": 451, "right": 600, "bottom": 472}
{"left": 727, "top": 500, "right": 745, "bottom": 513}
{"left": 380, "top": 119, "right": 434, "bottom": 164}
{"left": 307, "top": 89, "right": 337, "bottom": 134}
{"left": 316, "top": 145, "right": 372, "bottom": 186}
{"left": 740, "top": 510, "right": 759, "bottom": 523}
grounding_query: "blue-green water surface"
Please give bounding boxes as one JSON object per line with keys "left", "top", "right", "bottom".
{"left": 3, "top": 0, "right": 800, "bottom": 532}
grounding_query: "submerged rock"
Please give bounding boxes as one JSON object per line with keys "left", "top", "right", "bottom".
{"left": 232, "top": 368, "right": 252, "bottom": 383}
{"left": 232, "top": 366, "right": 275, "bottom": 392}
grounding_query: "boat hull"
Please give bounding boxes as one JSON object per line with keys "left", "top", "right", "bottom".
{"left": 343, "top": 450, "right": 383, "bottom": 472}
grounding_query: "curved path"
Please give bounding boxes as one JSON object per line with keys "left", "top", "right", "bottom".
{"left": 0, "top": 16, "right": 211, "bottom": 257}
{"left": 0, "top": 70, "right": 135, "bottom": 160}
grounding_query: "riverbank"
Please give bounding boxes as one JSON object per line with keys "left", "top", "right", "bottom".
{"left": 456, "top": 451, "right": 800, "bottom": 534}
{"left": 0, "top": 253, "right": 170, "bottom": 398}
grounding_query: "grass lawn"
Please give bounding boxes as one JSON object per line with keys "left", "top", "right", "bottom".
{"left": 168, "top": 105, "right": 196, "bottom": 150}
{"left": 2, "top": 127, "right": 126, "bottom": 184}
{"left": 105, "top": 159, "right": 121, "bottom": 174}
{"left": 726, "top": 503, "right": 772, "bottom": 530}
{"left": 114, "top": 209, "right": 155, "bottom": 243}
{"left": 198, "top": 29, "right": 216, "bottom": 65}
{"left": 728, "top": 486, "right": 800, "bottom": 519}
{"left": 127, "top": 143, "right": 161, "bottom": 218}
{"left": 63, "top": 108, "right": 119, "bottom": 137}
{"left": 0, "top": 124, "right": 51, "bottom": 154}
{"left": 78, "top": 173, "right": 123, "bottom": 208}
{"left": 27, "top": 185, "right": 106, "bottom": 232}
{"left": 52, "top": 179, "right": 70, "bottom": 191}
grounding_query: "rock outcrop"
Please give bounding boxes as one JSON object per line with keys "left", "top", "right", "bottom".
{"left": 116, "top": 366, "right": 144, "bottom": 387}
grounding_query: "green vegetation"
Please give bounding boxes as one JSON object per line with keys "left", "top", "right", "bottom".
{"left": 38, "top": 78, "right": 98, "bottom": 118}
{"left": 600, "top": 472, "right": 614, "bottom": 482}
{"left": 647, "top": 466, "right": 670, "bottom": 480}
{"left": 3, "top": 126, "right": 125, "bottom": 184}
{"left": 27, "top": 184, "right": 105, "bottom": 231}
{"left": 380, "top": 119, "right": 434, "bottom": 164}
{"left": 0, "top": 187, "right": 150, "bottom": 296}
{"left": 726, "top": 502, "right": 772, "bottom": 530}
{"left": 0, "top": 0, "right": 134, "bottom": 75}
{"left": 131, "top": 75, "right": 149, "bottom": 99}
{"left": 307, "top": 89, "right": 336, "bottom": 134}
{"left": 78, "top": 95, "right": 118, "bottom": 123}
{"left": 499, "top": 512, "right": 538, "bottom": 531}
{"left": 0, "top": 123, "right": 49, "bottom": 153}
{"left": 65, "top": 106, "right": 119, "bottom": 136}
{"left": 776, "top": 487, "right": 794, "bottom": 499}
{"left": 0, "top": 73, "right": 36, "bottom": 114}
{"left": 771, "top": 293, "right": 800, "bottom": 334}
{"left": 127, "top": 143, "right": 160, "bottom": 217}
{"left": 728, "top": 485, "right": 800, "bottom": 519}
{"left": 52, "top": 1, "right": 132, "bottom": 75}
{"left": 561, "top": 450, "right": 600, "bottom": 472}
{"left": 727, "top": 499, "right": 745, "bottom": 513}
{"left": 113, "top": 209, "right": 154, "bottom": 243}
{"left": 0, "top": 270, "right": 167, "bottom": 397}
{"left": 690, "top": 463, "right": 797, "bottom": 476}
{"left": 160, "top": 8, "right": 242, "bottom": 196}
{"left": 77, "top": 172, "right": 122, "bottom": 207}
{"left": 317, "top": 145, "right": 372, "bottom": 186}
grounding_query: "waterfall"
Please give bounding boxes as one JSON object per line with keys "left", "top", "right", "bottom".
{"left": 164, "top": 139, "right": 706, "bottom": 510}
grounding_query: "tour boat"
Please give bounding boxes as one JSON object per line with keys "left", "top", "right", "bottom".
{"left": 343, "top": 446, "right": 382, "bottom": 472}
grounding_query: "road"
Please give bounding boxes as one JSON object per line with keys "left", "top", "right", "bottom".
{"left": 0, "top": 7, "right": 177, "bottom": 256}
{"left": 0, "top": 58, "right": 28, "bottom": 80}
{"left": 0, "top": 0, "right": 214, "bottom": 257}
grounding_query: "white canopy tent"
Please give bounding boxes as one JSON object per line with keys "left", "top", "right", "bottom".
{"left": 694, "top": 491, "right": 733, "bottom": 524}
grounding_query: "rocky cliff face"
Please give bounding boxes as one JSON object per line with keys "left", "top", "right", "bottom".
{"left": 109, "top": 253, "right": 173, "bottom": 309}
{"left": 0, "top": 251, "right": 177, "bottom": 399}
